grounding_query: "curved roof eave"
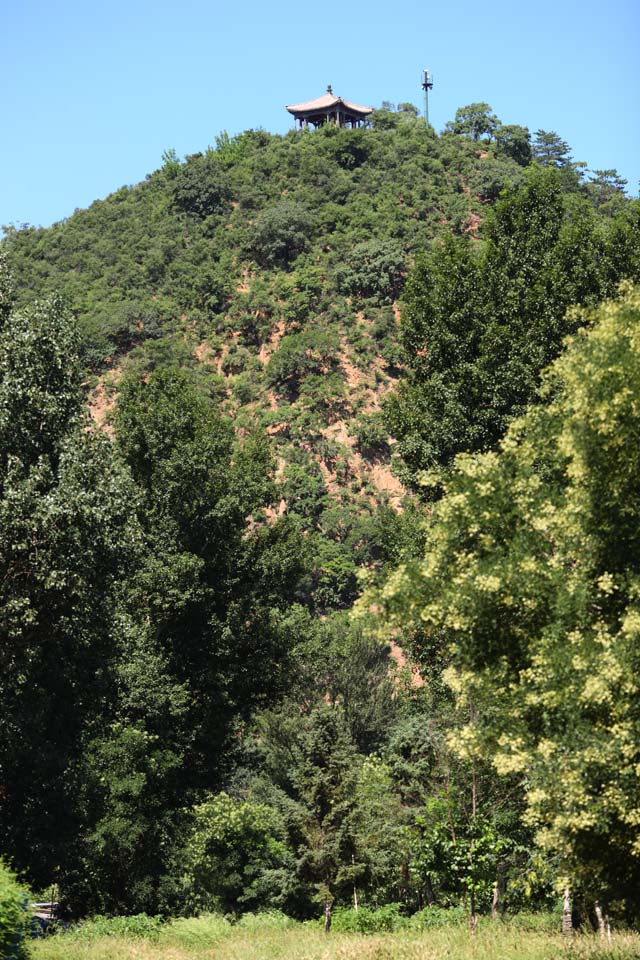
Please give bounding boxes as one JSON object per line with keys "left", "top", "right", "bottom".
{"left": 286, "top": 93, "right": 373, "bottom": 116}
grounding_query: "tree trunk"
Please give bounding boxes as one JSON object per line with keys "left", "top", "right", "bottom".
{"left": 471, "top": 764, "right": 477, "bottom": 819}
{"left": 324, "top": 900, "right": 332, "bottom": 934}
{"left": 492, "top": 872, "right": 505, "bottom": 919}
{"left": 352, "top": 855, "right": 358, "bottom": 911}
{"left": 469, "top": 889, "right": 478, "bottom": 935}
{"left": 424, "top": 873, "right": 436, "bottom": 906}
{"left": 595, "top": 901, "right": 605, "bottom": 941}
{"left": 562, "top": 886, "right": 573, "bottom": 937}
{"left": 401, "top": 861, "right": 411, "bottom": 903}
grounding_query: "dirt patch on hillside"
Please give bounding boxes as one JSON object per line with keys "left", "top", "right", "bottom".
{"left": 259, "top": 319, "right": 286, "bottom": 366}
{"left": 194, "top": 339, "right": 217, "bottom": 366}
{"left": 389, "top": 640, "right": 425, "bottom": 688}
{"left": 465, "top": 213, "right": 482, "bottom": 234}
{"left": 236, "top": 266, "right": 254, "bottom": 294}
{"left": 340, "top": 351, "right": 368, "bottom": 393}
{"left": 88, "top": 367, "right": 123, "bottom": 436}
{"left": 371, "top": 463, "right": 404, "bottom": 500}
{"left": 324, "top": 419, "right": 355, "bottom": 449}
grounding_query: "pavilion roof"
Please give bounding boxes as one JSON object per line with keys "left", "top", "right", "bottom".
{"left": 286, "top": 91, "right": 373, "bottom": 117}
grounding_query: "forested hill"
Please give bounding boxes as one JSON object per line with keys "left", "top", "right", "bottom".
{"left": 2, "top": 105, "right": 634, "bottom": 609}
{"left": 2, "top": 102, "right": 640, "bottom": 930}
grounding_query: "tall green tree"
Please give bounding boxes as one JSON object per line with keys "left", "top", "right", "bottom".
{"left": 114, "top": 369, "right": 305, "bottom": 792}
{"left": 183, "top": 791, "right": 289, "bottom": 914}
{"left": 447, "top": 103, "right": 500, "bottom": 142}
{"left": 494, "top": 124, "right": 532, "bottom": 166}
{"left": 532, "top": 129, "right": 574, "bottom": 168}
{"left": 586, "top": 169, "right": 629, "bottom": 215}
{"left": 532, "top": 130, "right": 584, "bottom": 190}
{"left": 0, "top": 289, "right": 81, "bottom": 473}
{"left": 379, "top": 286, "right": 640, "bottom": 921}
{"left": 256, "top": 704, "right": 365, "bottom": 929}
{"left": 387, "top": 170, "right": 640, "bottom": 491}
{"left": 0, "top": 265, "right": 303, "bottom": 916}
{"left": 0, "top": 263, "right": 142, "bottom": 893}
{"left": 70, "top": 619, "right": 191, "bottom": 914}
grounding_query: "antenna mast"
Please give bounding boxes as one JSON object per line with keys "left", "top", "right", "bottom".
{"left": 421, "top": 68, "right": 434, "bottom": 126}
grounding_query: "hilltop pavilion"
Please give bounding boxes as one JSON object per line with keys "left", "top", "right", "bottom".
{"left": 286, "top": 85, "right": 373, "bottom": 129}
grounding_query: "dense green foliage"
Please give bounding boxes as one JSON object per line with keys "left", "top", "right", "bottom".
{"left": 387, "top": 169, "right": 640, "bottom": 490}
{"left": 0, "top": 279, "right": 142, "bottom": 892}
{"left": 1, "top": 101, "right": 638, "bottom": 933}
{"left": 0, "top": 257, "right": 305, "bottom": 915}
{"left": 0, "top": 860, "right": 30, "bottom": 960}
{"left": 377, "top": 288, "right": 640, "bottom": 921}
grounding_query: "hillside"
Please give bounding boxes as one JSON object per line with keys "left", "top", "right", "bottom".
{"left": 0, "top": 107, "right": 565, "bottom": 609}
{"left": 2, "top": 103, "right": 640, "bottom": 930}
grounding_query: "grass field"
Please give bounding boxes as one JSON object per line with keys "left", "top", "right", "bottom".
{"left": 28, "top": 914, "right": 640, "bottom": 960}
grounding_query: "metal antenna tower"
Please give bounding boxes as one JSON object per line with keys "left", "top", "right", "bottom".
{"left": 421, "top": 68, "right": 434, "bottom": 126}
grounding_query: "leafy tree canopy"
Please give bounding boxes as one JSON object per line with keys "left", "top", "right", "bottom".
{"left": 387, "top": 169, "right": 640, "bottom": 492}
{"left": 446, "top": 103, "right": 500, "bottom": 142}
{"left": 378, "top": 286, "right": 640, "bottom": 920}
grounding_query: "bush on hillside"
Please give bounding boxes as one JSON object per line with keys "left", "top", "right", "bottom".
{"left": 267, "top": 328, "right": 340, "bottom": 398}
{"left": 351, "top": 411, "right": 390, "bottom": 459}
{"left": 335, "top": 239, "right": 406, "bottom": 304}
{"left": 172, "top": 154, "right": 231, "bottom": 218}
{"left": 250, "top": 202, "right": 315, "bottom": 268}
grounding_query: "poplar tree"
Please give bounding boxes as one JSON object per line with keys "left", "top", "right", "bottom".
{"left": 387, "top": 170, "right": 640, "bottom": 492}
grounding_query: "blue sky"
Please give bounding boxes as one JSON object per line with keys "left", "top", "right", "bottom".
{"left": 2, "top": 0, "right": 638, "bottom": 229}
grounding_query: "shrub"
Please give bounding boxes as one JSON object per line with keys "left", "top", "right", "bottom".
{"left": 237, "top": 910, "right": 295, "bottom": 931}
{"left": 64, "top": 913, "right": 164, "bottom": 941}
{"left": 282, "top": 462, "right": 327, "bottom": 520}
{"left": 494, "top": 124, "right": 532, "bottom": 166}
{"left": 231, "top": 373, "right": 259, "bottom": 405}
{"left": 0, "top": 860, "right": 30, "bottom": 960}
{"left": 160, "top": 913, "right": 232, "bottom": 947}
{"left": 408, "top": 904, "right": 467, "bottom": 929}
{"left": 329, "top": 128, "right": 372, "bottom": 171}
{"left": 351, "top": 412, "right": 391, "bottom": 459}
{"left": 330, "top": 903, "right": 407, "bottom": 933}
{"left": 267, "top": 328, "right": 340, "bottom": 398}
{"left": 468, "top": 157, "right": 525, "bottom": 202}
{"left": 220, "top": 344, "right": 252, "bottom": 376}
{"left": 173, "top": 154, "right": 231, "bottom": 218}
{"left": 184, "top": 793, "right": 288, "bottom": 914}
{"left": 334, "top": 240, "right": 406, "bottom": 304}
{"left": 251, "top": 202, "right": 315, "bottom": 268}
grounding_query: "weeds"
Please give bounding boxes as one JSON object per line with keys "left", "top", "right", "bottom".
{"left": 28, "top": 913, "right": 640, "bottom": 960}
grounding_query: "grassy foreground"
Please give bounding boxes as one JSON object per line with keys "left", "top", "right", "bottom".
{"left": 29, "top": 915, "right": 640, "bottom": 960}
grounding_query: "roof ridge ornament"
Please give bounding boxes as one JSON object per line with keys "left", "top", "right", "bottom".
{"left": 327, "top": 84, "right": 333, "bottom": 94}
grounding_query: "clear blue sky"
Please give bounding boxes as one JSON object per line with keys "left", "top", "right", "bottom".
{"left": 2, "top": 0, "right": 638, "bottom": 230}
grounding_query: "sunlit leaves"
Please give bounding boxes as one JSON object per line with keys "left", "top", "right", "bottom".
{"left": 378, "top": 288, "right": 640, "bottom": 916}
